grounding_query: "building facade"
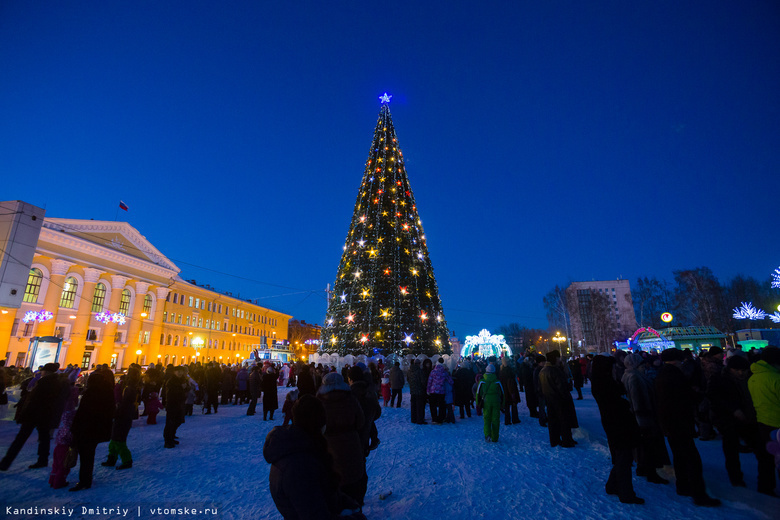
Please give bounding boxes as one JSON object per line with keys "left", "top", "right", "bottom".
{"left": 0, "top": 215, "right": 291, "bottom": 369}
{"left": 566, "top": 278, "right": 637, "bottom": 352}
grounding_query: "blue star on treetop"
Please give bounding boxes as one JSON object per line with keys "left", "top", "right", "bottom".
{"left": 379, "top": 93, "right": 392, "bottom": 104}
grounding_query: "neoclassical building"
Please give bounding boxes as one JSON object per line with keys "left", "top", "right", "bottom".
{"left": 0, "top": 217, "right": 291, "bottom": 369}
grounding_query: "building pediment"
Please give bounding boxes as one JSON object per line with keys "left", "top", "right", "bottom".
{"left": 40, "top": 219, "right": 180, "bottom": 276}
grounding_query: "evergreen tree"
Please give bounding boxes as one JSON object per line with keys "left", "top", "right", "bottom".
{"left": 322, "top": 95, "right": 451, "bottom": 357}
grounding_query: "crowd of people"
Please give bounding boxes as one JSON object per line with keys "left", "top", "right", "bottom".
{"left": 0, "top": 343, "right": 778, "bottom": 518}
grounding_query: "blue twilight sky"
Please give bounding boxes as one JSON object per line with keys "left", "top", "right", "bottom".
{"left": 1, "top": 2, "right": 779, "bottom": 338}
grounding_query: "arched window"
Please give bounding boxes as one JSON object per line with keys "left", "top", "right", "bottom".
{"left": 167, "top": 334, "right": 172, "bottom": 345}
{"left": 174, "top": 335, "right": 179, "bottom": 346}
{"left": 91, "top": 283, "right": 106, "bottom": 312}
{"left": 59, "top": 277, "right": 78, "bottom": 308}
{"left": 182, "top": 337, "right": 187, "bottom": 347}
{"left": 160, "top": 333, "right": 165, "bottom": 345}
{"left": 23, "top": 268, "right": 43, "bottom": 303}
{"left": 118, "top": 289, "right": 131, "bottom": 315}
{"left": 142, "top": 294, "right": 152, "bottom": 315}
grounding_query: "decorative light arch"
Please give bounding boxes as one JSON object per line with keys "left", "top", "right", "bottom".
{"left": 629, "top": 327, "right": 669, "bottom": 342}
{"left": 461, "top": 329, "right": 511, "bottom": 358}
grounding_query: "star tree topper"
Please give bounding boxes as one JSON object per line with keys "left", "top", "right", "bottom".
{"left": 379, "top": 92, "right": 392, "bottom": 104}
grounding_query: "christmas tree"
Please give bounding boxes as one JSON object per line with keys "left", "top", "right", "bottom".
{"left": 323, "top": 94, "right": 451, "bottom": 357}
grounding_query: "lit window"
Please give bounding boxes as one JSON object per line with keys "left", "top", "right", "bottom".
{"left": 91, "top": 282, "right": 106, "bottom": 312}
{"left": 59, "top": 277, "right": 78, "bottom": 308}
{"left": 142, "top": 294, "right": 152, "bottom": 315}
{"left": 22, "top": 268, "right": 43, "bottom": 303}
{"left": 119, "top": 289, "right": 131, "bottom": 315}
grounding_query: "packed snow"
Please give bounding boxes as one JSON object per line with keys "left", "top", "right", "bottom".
{"left": 0, "top": 384, "right": 777, "bottom": 520}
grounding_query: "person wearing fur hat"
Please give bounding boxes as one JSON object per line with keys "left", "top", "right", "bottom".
{"left": 747, "top": 346, "right": 780, "bottom": 496}
{"left": 476, "top": 364, "right": 504, "bottom": 442}
{"left": 0, "top": 363, "right": 69, "bottom": 471}
{"left": 621, "top": 353, "right": 669, "bottom": 484}
{"left": 262, "top": 365, "right": 279, "bottom": 420}
{"left": 264, "top": 394, "right": 365, "bottom": 519}
{"left": 656, "top": 348, "right": 720, "bottom": 506}
{"left": 317, "top": 373, "right": 367, "bottom": 506}
{"left": 707, "top": 354, "right": 767, "bottom": 490}
{"left": 591, "top": 355, "right": 644, "bottom": 504}
{"left": 539, "top": 350, "right": 578, "bottom": 448}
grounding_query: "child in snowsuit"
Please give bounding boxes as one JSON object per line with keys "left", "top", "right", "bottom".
{"left": 146, "top": 392, "right": 162, "bottom": 425}
{"left": 281, "top": 389, "right": 299, "bottom": 426}
{"left": 476, "top": 365, "right": 504, "bottom": 442}
{"left": 381, "top": 371, "right": 391, "bottom": 407}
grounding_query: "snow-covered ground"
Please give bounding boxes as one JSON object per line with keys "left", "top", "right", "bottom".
{"left": 0, "top": 384, "right": 777, "bottom": 520}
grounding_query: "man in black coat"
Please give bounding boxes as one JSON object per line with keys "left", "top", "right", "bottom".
{"left": 204, "top": 363, "right": 221, "bottom": 414}
{"left": 539, "top": 350, "right": 577, "bottom": 447}
{"left": 163, "top": 366, "right": 188, "bottom": 448}
{"left": 0, "top": 363, "right": 68, "bottom": 470}
{"left": 499, "top": 357, "right": 521, "bottom": 425}
{"left": 591, "top": 355, "right": 643, "bottom": 504}
{"left": 453, "top": 361, "right": 475, "bottom": 419}
{"left": 656, "top": 348, "right": 720, "bottom": 507}
{"left": 69, "top": 371, "right": 115, "bottom": 491}
{"left": 348, "top": 366, "right": 380, "bottom": 456}
{"left": 247, "top": 365, "right": 262, "bottom": 416}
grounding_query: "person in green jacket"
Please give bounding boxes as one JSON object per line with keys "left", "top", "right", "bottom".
{"left": 477, "top": 365, "right": 504, "bottom": 443}
{"left": 747, "top": 347, "right": 780, "bottom": 496}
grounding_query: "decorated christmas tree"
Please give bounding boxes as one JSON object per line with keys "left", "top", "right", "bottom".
{"left": 323, "top": 94, "right": 451, "bottom": 356}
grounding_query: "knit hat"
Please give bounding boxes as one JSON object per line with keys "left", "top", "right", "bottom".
{"left": 660, "top": 348, "right": 684, "bottom": 362}
{"left": 623, "top": 353, "right": 643, "bottom": 370}
{"left": 317, "top": 373, "right": 351, "bottom": 394}
{"left": 42, "top": 363, "right": 60, "bottom": 373}
{"left": 546, "top": 350, "right": 560, "bottom": 363}
{"left": 486, "top": 364, "right": 496, "bottom": 373}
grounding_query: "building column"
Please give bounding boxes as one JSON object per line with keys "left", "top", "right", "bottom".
{"left": 147, "top": 287, "right": 170, "bottom": 365}
{"left": 64, "top": 268, "right": 105, "bottom": 366}
{"left": 36, "top": 259, "right": 75, "bottom": 338}
{"left": 123, "top": 281, "right": 150, "bottom": 368}
{"left": 96, "top": 274, "right": 129, "bottom": 366}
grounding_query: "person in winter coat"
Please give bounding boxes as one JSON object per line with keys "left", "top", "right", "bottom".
{"left": 282, "top": 389, "right": 299, "bottom": 427}
{"left": 519, "top": 356, "right": 539, "bottom": 418}
{"left": 317, "top": 373, "right": 367, "bottom": 506}
{"left": 68, "top": 371, "right": 115, "bottom": 491}
{"left": 655, "top": 348, "right": 720, "bottom": 507}
{"left": 204, "top": 363, "right": 221, "bottom": 414}
{"left": 533, "top": 355, "right": 548, "bottom": 426}
{"left": 499, "top": 357, "right": 521, "bottom": 425}
{"left": 621, "top": 353, "right": 669, "bottom": 484}
{"left": 707, "top": 355, "right": 766, "bottom": 490}
{"left": 247, "top": 365, "right": 262, "bottom": 416}
{"left": 348, "top": 366, "right": 381, "bottom": 455}
{"left": 0, "top": 363, "right": 69, "bottom": 471}
{"left": 146, "top": 392, "right": 162, "bottom": 424}
{"left": 454, "top": 361, "right": 476, "bottom": 419}
{"left": 103, "top": 366, "right": 141, "bottom": 470}
{"left": 569, "top": 358, "right": 584, "bottom": 400}
{"left": 49, "top": 369, "right": 81, "bottom": 489}
{"left": 427, "top": 360, "right": 453, "bottom": 424}
{"left": 263, "top": 394, "right": 365, "bottom": 520}
{"left": 443, "top": 366, "right": 456, "bottom": 423}
{"left": 234, "top": 367, "right": 249, "bottom": 405}
{"left": 163, "top": 366, "right": 188, "bottom": 448}
{"left": 380, "top": 371, "right": 391, "bottom": 407}
{"left": 220, "top": 366, "right": 235, "bottom": 405}
{"left": 408, "top": 360, "right": 427, "bottom": 424}
{"left": 389, "top": 362, "right": 404, "bottom": 408}
{"left": 747, "top": 346, "right": 780, "bottom": 496}
{"left": 477, "top": 365, "right": 504, "bottom": 442}
{"left": 262, "top": 366, "right": 279, "bottom": 420}
{"left": 591, "top": 355, "right": 644, "bottom": 504}
{"left": 539, "top": 350, "right": 578, "bottom": 447}
{"left": 422, "top": 358, "right": 433, "bottom": 420}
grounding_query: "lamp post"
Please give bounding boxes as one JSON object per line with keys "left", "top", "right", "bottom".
{"left": 135, "top": 349, "right": 143, "bottom": 364}
{"left": 552, "top": 332, "right": 567, "bottom": 357}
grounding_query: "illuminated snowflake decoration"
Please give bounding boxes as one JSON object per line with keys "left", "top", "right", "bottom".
{"left": 768, "top": 312, "right": 780, "bottom": 324}
{"left": 461, "top": 329, "right": 511, "bottom": 358}
{"left": 379, "top": 92, "right": 392, "bottom": 104}
{"left": 772, "top": 267, "right": 780, "bottom": 289}
{"left": 732, "top": 302, "right": 767, "bottom": 320}
{"left": 22, "top": 310, "right": 53, "bottom": 323}
{"left": 95, "top": 312, "right": 127, "bottom": 325}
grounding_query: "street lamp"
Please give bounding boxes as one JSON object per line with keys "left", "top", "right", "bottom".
{"left": 552, "top": 332, "right": 567, "bottom": 357}
{"left": 135, "top": 349, "right": 143, "bottom": 364}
